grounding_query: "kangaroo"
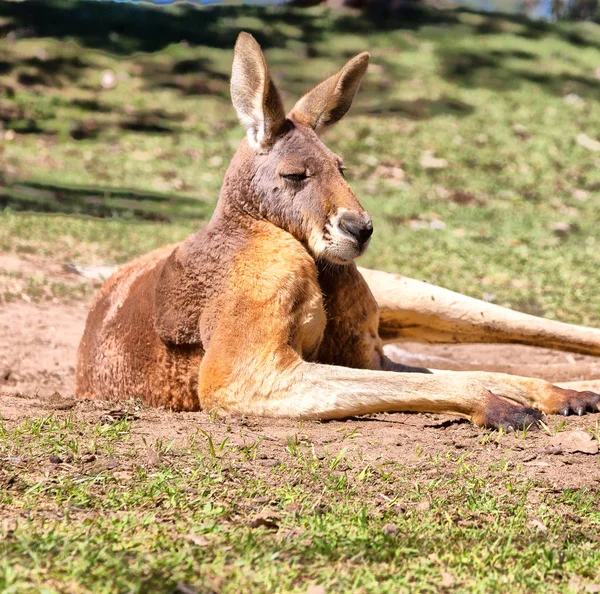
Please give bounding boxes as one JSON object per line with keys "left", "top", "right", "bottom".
{"left": 76, "top": 32, "right": 600, "bottom": 430}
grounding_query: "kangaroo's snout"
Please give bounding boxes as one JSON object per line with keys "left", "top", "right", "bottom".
{"left": 338, "top": 211, "right": 373, "bottom": 246}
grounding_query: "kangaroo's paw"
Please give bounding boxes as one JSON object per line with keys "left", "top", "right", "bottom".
{"left": 474, "top": 393, "right": 542, "bottom": 431}
{"left": 544, "top": 387, "right": 600, "bottom": 416}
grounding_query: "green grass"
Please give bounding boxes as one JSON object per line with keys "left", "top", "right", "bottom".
{"left": 1, "top": 411, "right": 599, "bottom": 594}
{"left": 1, "top": 1, "right": 600, "bottom": 321}
{"left": 1, "top": 1, "right": 600, "bottom": 591}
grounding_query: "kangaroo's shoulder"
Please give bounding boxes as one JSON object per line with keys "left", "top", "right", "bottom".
{"left": 230, "top": 221, "right": 319, "bottom": 297}
{"left": 154, "top": 221, "right": 319, "bottom": 345}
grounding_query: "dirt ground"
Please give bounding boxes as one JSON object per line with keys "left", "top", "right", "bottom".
{"left": 1, "top": 253, "right": 599, "bottom": 491}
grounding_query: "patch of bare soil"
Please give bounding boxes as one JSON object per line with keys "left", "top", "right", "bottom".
{"left": 0, "top": 299, "right": 89, "bottom": 396}
{"left": 0, "top": 252, "right": 94, "bottom": 396}
{"left": 0, "top": 253, "right": 599, "bottom": 491}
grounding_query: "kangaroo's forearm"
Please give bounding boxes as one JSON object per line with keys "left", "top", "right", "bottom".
{"left": 229, "top": 361, "right": 489, "bottom": 421}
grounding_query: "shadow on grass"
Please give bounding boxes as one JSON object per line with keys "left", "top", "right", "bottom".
{"left": 1, "top": 0, "right": 598, "bottom": 135}
{"left": 0, "top": 0, "right": 326, "bottom": 55}
{"left": 0, "top": 179, "right": 213, "bottom": 223}
{"left": 329, "top": 5, "right": 600, "bottom": 99}
{"left": 356, "top": 95, "right": 475, "bottom": 119}
{"left": 331, "top": 4, "right": 600, "bottom": 48}
{"left": 438, "top": 47, "right": 600, "bottom": 99}
{"left": 0, "top": 99, "right": 188, "bottom": 139}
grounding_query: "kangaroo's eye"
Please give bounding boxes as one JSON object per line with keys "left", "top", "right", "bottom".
{"left": 281, "top": 173, "right": 308, "bottom": 183}
{"left": 339, "top": 166, "right": 347, "bottom": 178}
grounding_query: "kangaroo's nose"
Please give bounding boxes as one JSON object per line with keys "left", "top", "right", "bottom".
{"left": 338, "top": 212, "right": 373, "bottom": 245}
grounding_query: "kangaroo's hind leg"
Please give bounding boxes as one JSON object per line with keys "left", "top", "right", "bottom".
{"left": 359, "top": 267, "right": 600, "bottom": 357}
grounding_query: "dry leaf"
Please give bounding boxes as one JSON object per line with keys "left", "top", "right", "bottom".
{"left": 550, "top": 431, "right": 598, "bottom": 455}
{"left": 528, "top": 518, "right": 548, "bottom": 532}
{"left": 249, "top": 512, "right": 279, "bottom": 530}
{"left": 382, "top": 523, "right": 399, "bottom": 537}
{"left": 175, "top": 583, "right": 200, "bottom": 594}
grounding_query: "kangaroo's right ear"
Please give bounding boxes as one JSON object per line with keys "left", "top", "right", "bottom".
{"left": 288, "top": 52, "right": 369, "bottom": 132}
{"left": 231, "top": 32, "right": 287, "bottom": 152}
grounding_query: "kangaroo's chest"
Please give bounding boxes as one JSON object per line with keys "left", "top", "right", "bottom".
{"left": 315, "top": 263, "right": 383, "bottom": 369}
{"left": 293, "top": 285, "right": 327, "bottom": 362}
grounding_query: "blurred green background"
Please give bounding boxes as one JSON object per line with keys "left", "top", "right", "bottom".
{"left": 1, "top": 0, "right": 600, "bottom": 324}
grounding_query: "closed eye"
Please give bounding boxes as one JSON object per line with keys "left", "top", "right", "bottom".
{"left": 281, "top": 172, "right": 308, "bottom": 183}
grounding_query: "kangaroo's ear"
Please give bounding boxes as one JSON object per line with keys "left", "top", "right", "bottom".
{"left": 231, "top": 32, "right": 287, "bottom": 151}
{"left": 288, "top": 52, "right": 369, "bottom": 132}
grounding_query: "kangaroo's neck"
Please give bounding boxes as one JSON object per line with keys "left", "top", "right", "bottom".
{"left": 212, "top": 140, "right": 262, "bottom": 224}
{"left": 209, "top": 140, "right": 311, "bottom": 257}
{"left": 316, "top": 259, "right": 360, "bottom": 295}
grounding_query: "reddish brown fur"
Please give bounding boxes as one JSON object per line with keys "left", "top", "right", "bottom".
{"left": 77, "top": 33, "right": 600, "bottom": 428}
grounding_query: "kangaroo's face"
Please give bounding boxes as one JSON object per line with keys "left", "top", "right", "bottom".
{"left": 229, "top": 33, "right": 372, "bottom": 264}
{"left": 252, "top": 124, "right": 372, "bottom": 264}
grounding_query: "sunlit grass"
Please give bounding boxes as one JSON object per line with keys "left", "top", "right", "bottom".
{"left": 1, "top": 2, "right": 600, "bottom": 591}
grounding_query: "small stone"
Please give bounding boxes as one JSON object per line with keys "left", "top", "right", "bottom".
{"left": 573, "top": 189, "right": 589, "bottom": 201}
{"left": 259, "top": 459, "right": 279, "bottom": 468}
{"left": 512, "top": 123, "right": 529, "bottom": 139}
{"left": 564, "top": 93, "right": 582, "bottom": 105}
{"left": 49, "top": 455, "right": 63, "bottom": 464}
{"left": 382, "top": 523, "right": 399, "bottom": 537}
{"left": 416, "top": 499, "right": 431, "bottom": 512}
{"left": 420, "top": 151, "right": 448, "bottom": 169}
{"left": 552, "top": 222, "right": 574, "bottom": 237}
{"left": 101, "top": 69, "right": 116, "bottom": 90}
{"left": 541, "top": 445, "right": 562, "bottom": 455}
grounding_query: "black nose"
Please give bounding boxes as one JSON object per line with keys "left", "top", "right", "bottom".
{"left": 338, "top": 212, "right": 373, "bottom": 245}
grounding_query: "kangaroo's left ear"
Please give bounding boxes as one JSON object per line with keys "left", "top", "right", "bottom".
{"left": 288, "top": 52, "right": 369, "bottom": 132}
{"left": 231, "top": 32, "right": 287, "bottom": 151}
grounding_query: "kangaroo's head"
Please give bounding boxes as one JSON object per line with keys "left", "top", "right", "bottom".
{"left": 224, "top": 32, "right": 372, "bottom": 265}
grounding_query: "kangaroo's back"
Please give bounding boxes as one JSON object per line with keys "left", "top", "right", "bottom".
{"left": 76, "top": 243, "right": 203, "bottom": 410}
